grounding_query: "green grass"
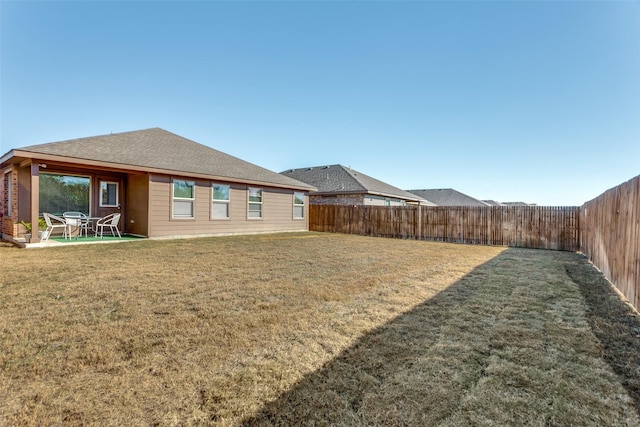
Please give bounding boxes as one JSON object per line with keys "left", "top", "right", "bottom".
{"left": 48, "top": 235, "right": 143, "bottom": 243}
{"left": 1, "top": 232, "right": 638, "bottom": 426}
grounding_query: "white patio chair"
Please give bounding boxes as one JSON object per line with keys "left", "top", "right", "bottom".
{"left": 95, "top": 212, "right": 122, "bottom": 239}
{"left": 43, "top": 212, "right": 70, "bottom": 241}
{"left": 63, "top": 211, "right": 89, "bottom": 238}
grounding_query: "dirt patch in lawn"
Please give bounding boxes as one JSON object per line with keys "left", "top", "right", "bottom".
{"left": 1, "top": 233, "right": 639, "bottom": 426}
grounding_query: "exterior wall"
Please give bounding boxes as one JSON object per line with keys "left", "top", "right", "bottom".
{"left": 126, "top": 174, "right": 150, "bottom": 236}
{"left": 17, "top": 165, "right": 32, "bottom": 224}
{"left": 310, "top": 194, "right": 407, "bottom": 206}
{"left": 93, "top": 172, "right": 127, "bottom": 229}
{"left": 0, "top": 161, "right": 309, "bottom": 241}
{"left": 1, "top": 166, "right": 18, "bottom": 237}
{"left": 363, "top": 195, "right": 408, "bottom": 207}
{"left": 147, "top": 174, "right": 308, "bottom": 238}
{"left": 310, "top": 194, "right": 365, "bottom": 206}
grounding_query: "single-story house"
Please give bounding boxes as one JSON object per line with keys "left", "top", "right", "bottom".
{"left": 281, "top": 164, "right": 433, "bottom": 206}
{"left": 501, "top": 201, "right": 537, "bottom": 206}
{"left": 407, "top": 188, "right": 490, "bottom": 207}
{"left": 0, "top": 128, "right": 316, "bottom": 244}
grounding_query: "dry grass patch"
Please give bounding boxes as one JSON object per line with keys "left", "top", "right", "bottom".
{"left": 1, "top": 233, "right": 638, "bottom": 426}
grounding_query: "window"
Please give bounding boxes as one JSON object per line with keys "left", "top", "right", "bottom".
{"left": 100, "top": 181, "right": 119, "bottom": 207}
{"left": 293, "top": 192, "right": 305, "bottom": 219}
{"left": 248, "top": 187, "right": 262, "bottom": 219}
{"left": 212, "top": 183, "right": 230, "bottom": 219}
{"left": 173, "top": 179, "right": 195, "bottom": 219}
{"left": 39, "top": 173, "right": 90, "bottom": 215}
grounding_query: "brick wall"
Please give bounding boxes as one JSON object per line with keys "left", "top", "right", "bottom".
{"left": 1, "top": 167, "right": 18, "bottom": 237}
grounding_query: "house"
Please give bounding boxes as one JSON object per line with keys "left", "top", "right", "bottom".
{"left": 406, "top": 188, "right": 489, "bottom": 207}
{"left": 502, "top": 201, "right": 537, "bottom": 206}
{"left": 0, "top": 128, "right": 316, "bottom": 244}
{"left": 281, "top": 164, "right": 432, "bottom": 206}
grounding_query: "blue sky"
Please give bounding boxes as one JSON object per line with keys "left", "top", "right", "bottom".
{"left": 1, "top": 1, "right": 638, "bottom": 206}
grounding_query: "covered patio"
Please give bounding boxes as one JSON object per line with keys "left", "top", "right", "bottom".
{"left": 2, "top": 159, "right": 132, "bottom": 245}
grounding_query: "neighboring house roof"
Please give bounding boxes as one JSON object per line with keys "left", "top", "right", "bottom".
{"left": 2, "top": 128, "right": 314, "bottom": 191}
{"left": 281, "top": 164, "right": 431, "bottom": 204}
{"left": 482, "top": 200, "right": 504, "bottom": 206}
{"left": 407, "top": 188, "right": 490, "bottom": 206}
{"left": 502, "top": 201, "right": 536, "bottom": 206}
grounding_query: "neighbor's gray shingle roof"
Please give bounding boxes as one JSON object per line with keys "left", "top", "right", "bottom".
{"left": 13, "top": 128, "right": 314, "bottom": 190}
{"left": 407, "top": 189, "right": 489, "bottom": 206}
{"left": 281, "top": 165, "right": 429, "bottom": 203}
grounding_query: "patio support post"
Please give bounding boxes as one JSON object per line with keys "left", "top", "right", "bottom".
{"left": 30, "top": 162, "right": 40, "bottom": 243}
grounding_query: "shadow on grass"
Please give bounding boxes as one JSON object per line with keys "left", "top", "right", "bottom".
{"left": 240, "top": 249, "right": 640, "bottom": 426}
{"left": 566, "top": 254, "right": 640, "bottom": 417}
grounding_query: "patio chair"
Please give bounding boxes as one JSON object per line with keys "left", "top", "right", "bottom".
{"left": 42, "top": 212, "right": 70, "bottom": 241}
{"left": 95, "top": 212, "right": 122, "bottom": 239}
{"left": 63, "top": 211, "right": 89, "bottom": 238}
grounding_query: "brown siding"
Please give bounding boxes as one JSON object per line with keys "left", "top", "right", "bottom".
{"left": 147, "top": 174, "right": 307, "bottom": 238}
{"left": 126, "top": 174, "right": 150, "bottom": 236}
{"left": 17, "top": 165, "right": 31, "bottom": 223}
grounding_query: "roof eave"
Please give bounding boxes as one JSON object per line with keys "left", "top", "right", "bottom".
{"left": 364, "top": 190, "right": 425, "bottom": 202}
{"left": 7, "top": 150, "right": 317, "bottom": 191}
{"left": 0, "top": 149, "right": 17, "bottom": 166}
{"left": 312, "top": 189, "right": 424, "bottom": 202}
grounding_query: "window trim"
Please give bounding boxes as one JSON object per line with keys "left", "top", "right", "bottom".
{"left": 293, "top": 191, "right": 305, "bottom": 219}
{"left": 211, "top": 183, "right": 230, "bottom": 220}
{"left": 99, "top": 180, "right": 119, "bottom": 208}
{"left": 172, "top": 178, "right": 195, "bottom": 220}
{"left": 247, "top": 187, "right": 263, "bottom": 219}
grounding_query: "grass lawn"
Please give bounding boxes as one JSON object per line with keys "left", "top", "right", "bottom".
{"left": 1, "top": 232, "right": 639, "bottom": 426}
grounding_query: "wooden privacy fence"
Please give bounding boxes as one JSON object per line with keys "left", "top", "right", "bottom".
{"left": 310, "top": 205, "right": 581, "bottom": 251}
{"left": 581, "top": 174, "right": 640, "bottom": 312}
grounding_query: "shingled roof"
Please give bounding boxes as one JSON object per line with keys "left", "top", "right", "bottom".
{"left": 407, "top": 188, "right": 489, "bottom": 206}
{"left": 281, "top": 164, "right": 430, "bottom": 203}
{"left": 4, "top": 128, "right": 314, "bottom": 190}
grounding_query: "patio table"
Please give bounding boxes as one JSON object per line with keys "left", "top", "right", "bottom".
{"left": 84, "top": 217, "right": 102, "bottom": 234}
{"left": 63, "top": 213, "right": 100, "bottom": 239}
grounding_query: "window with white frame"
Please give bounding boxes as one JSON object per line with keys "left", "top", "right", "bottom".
{"left": 100, "top": 181, "right": 119, "bottom": 207}
{"left": 293, "top": 192, "right": 305, "bottom": 219}
{"left": 173, "top": 179, "right": 195, "bottom": 219}
{"left": 212, "top": 183, "right": 230, "bottom": 219}
{"left": 248, "top": 187, "right": 262, "bottom": 219}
